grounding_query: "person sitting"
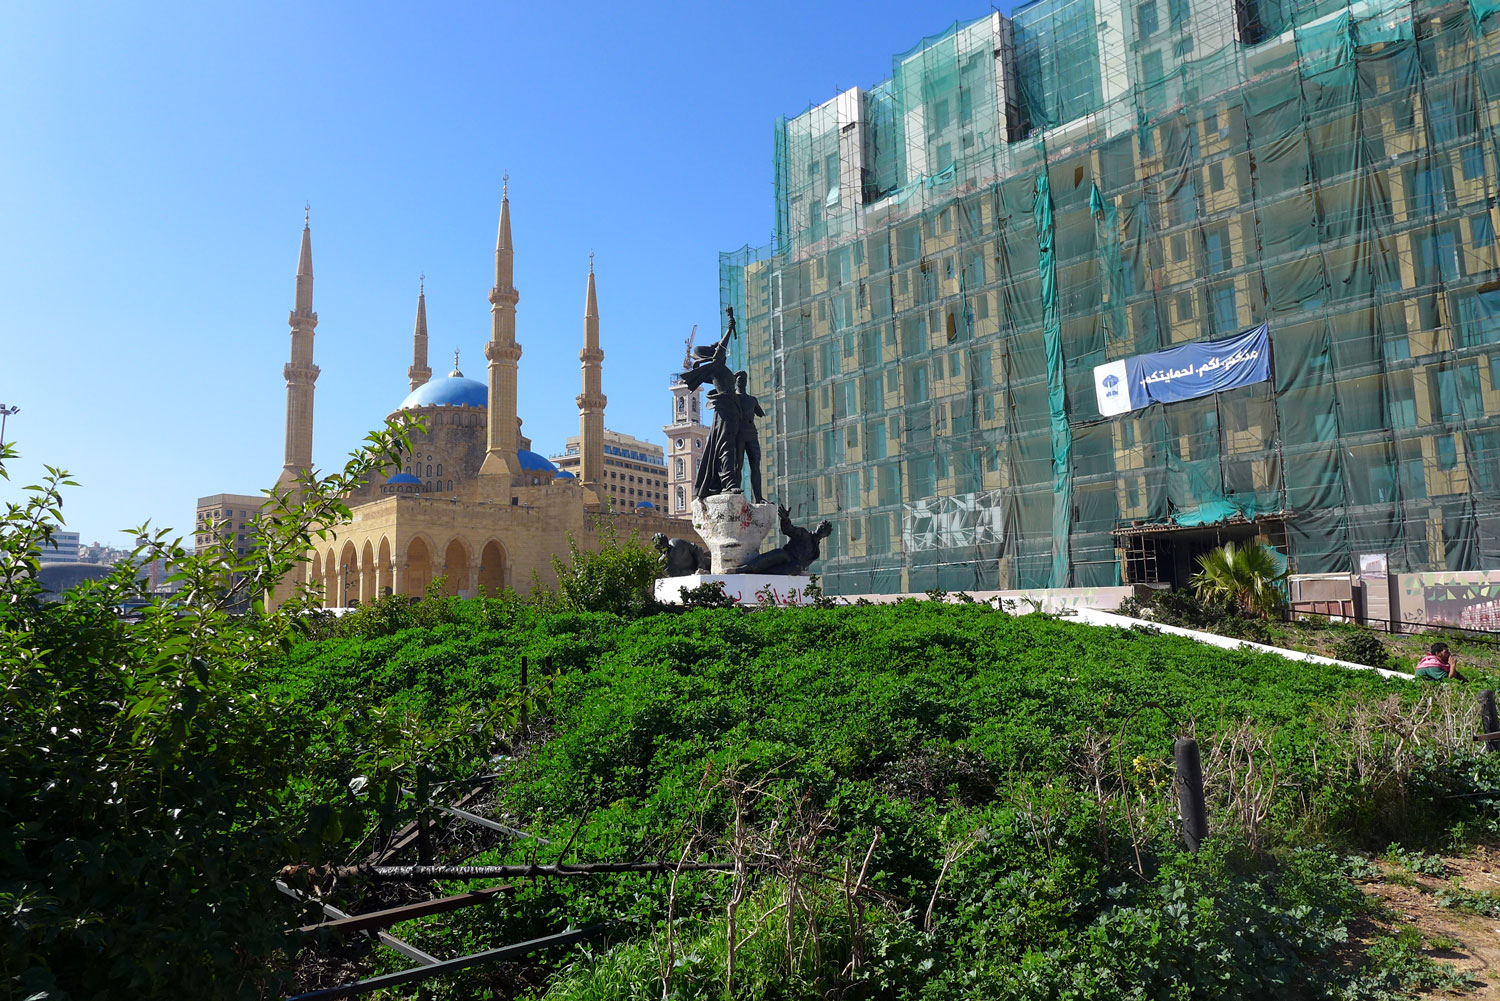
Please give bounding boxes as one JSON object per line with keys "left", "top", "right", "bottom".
{"left": 1415, "top": 641, "right": 1466, "bottom": 682}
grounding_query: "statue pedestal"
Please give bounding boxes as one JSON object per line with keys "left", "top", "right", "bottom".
{"left": 656, "top": 573, "right": 815, "bottom": 606}
{"left": 691, "top": 494, "right": 777, "bottom": 573}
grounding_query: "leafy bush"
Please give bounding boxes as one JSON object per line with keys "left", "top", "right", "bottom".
{"left": 1332, "top": 627, "right": 1392, "bottom": 669}
{"left": 543, "top": 521, "right": 661, "bottom": 616}
{"left": 1116, "top": 587, "right": 1271, "bottom": 643}
{"left": 678, "top": 579, "right": 740, "bottom": 608}
{"left": 1384, "top": 842, "right": 1446, "bottom": 877}
{"left": 0, "top": 424, "right": 414, "bottom": 998}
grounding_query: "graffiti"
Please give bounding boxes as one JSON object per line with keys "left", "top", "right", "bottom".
{"left": 901, "top": 489, "right": 1007, "bottom": 553}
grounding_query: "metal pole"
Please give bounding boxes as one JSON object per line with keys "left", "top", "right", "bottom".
{"left": 0, "top": 404, "right": 17, "bottom": 454}
{"left": 1482, "top": 691, "right": 1499, "bottom": 755}
{"left": 1174, "top": 738, "right": 1210, "bottom": 851}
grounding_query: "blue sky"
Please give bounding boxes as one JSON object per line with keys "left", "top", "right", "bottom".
{"left": 0, "top": 1, "right": 992, "bottom": 547}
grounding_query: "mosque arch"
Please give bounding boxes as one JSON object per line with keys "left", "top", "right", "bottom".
{"left": 323, "top": 549, "right": 337, "bottom": 607}
{"left": 405, "top": 536, "right": 434, "bottom": 597}
{"left": 338, "top": 541, "right": 359, "bottom": 607}
{"left": 442, "top": 537, "right": 472, "bottom": 597}
{"left": 377, "top": 536, "right": 393, "bottom": 596}
{"left": 360, "top": 540, "right": 376, "bottom": 605}
{"left": 308, "top": 555, "right": 323, "bottom": 606}
{"left": 477, "top": 539, "right": 508, "bottom": 596}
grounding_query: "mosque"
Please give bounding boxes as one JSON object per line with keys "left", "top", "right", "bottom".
{"left": 269, "top": 185, "right": 695, "bottom": 608}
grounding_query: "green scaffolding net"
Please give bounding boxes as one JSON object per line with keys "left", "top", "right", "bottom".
{"left": 723, "top": 0, "right": 1500, "bottom": 594}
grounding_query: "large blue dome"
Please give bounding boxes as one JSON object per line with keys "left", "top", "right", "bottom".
{"left": 518, "top": 450, "right": 559, "bottom": 475}
{"left": 386, "top": 472, "right": 421, "bottom": 484}
{"left": 398, "top": 370, "right": 487, "bottom": 410}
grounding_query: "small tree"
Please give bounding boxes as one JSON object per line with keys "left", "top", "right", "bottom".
{"left": 0, "top": 418, "right": 415, "bottom": 998}
{"left": 548, "top": 519, "right": 663, "bottom": 616}
{"left": 1189, "top": 540, "right": 1289, "bottom": 618}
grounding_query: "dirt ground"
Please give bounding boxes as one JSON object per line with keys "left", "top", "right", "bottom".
{"left": 1354, "top": 844, "right": 1500, "bottom": 999}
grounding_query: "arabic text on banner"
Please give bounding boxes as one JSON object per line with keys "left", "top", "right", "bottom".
{"left": 1093, "top": 323, "right": 1271, "bottom": 417}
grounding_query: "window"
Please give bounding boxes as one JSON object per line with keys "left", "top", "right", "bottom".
{"left": 1142, "top": 50, "right": 1164, "bottom": 83}
{"left": 1139, "top": 1, "right": 1159, "bottom": 37}
{"left": 1177, "top": 292, "right": 1193, "bottom": 320}
{"left": 674, "top": 458, "right": 684, "bottom": 477}
{"left": 1461, "top": 144, "right": 1486, "bottom": 181}
{"left": 1436, "top": 435, "right": 1458, "bottom": 470}
{"left": 435, "top": 464, "right": 442, "bottom": 476}
{"left": 1172, "top": 234, "right": 1188, "bottom": 261}
{"left": 1213, "top": 285, "right": 1237, "bottom": 330}
{"left": 1204, "top": 227, "right": 1230, "bottom": 271}
{"left": 1209, "top": 162, "right": 1224, "bottom": 192}
{"left": 1471, "top": 213, "right": 1495, "bottom": 250}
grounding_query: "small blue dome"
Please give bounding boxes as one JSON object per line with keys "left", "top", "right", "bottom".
{"left": 554, "top": 470, "right": 576, "bottom": 479}
{"left": 636, "top": 500, "right": 655, "bottom": 509}
{"left": 386, "top": 472, "right": 421, "bottom": 484}
{"left": 398, "top": 370, "right": 487, "bottom": 410}
{"left": 518, "top": 449, "right": 559, "bottom": 475}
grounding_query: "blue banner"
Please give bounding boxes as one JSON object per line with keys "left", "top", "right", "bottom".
{"left": 1094, "top": 323, "right": 1271, "bottom": 416}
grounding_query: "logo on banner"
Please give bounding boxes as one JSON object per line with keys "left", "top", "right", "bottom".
{"left": 1102, "top": 374, "right": 1120, "bottom": 399}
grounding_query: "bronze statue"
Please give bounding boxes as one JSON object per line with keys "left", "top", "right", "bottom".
{"left": 733, "top": 370, "right": 765, "bottom": 505}
{"left": 736, "top": 505, "right": 832, "bottom": 575}
{"left": 682, "top": 307, "right": 749, "bottom": 501}
{"left": 653, "top": 533, "right": 710, "bottom": 576}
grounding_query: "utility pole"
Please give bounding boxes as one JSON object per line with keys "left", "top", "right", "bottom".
{"left": 0, "top": 404, "right": 17, "bottom": 457}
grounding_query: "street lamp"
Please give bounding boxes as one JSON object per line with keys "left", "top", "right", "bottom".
{"left": 0, "top": 404, "right": 17, "bottom": 455}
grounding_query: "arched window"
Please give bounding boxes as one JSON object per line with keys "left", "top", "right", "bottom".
{"left": 677, "top": 397, "right": 684, "bottom": 412}
{"left": 676, "top": 486, "right": 685, "bottom": 511}
{"left": 447, "top": 480, "right": 453, "bottom": 491}
{"left": 426, "top": 464, "right": 432, "bottom": 477}
{"left": 675, "top": 458, "right": 684, "bottom": 477}
{"left": 436, "top": 463, "right": 443, "bottom": 476}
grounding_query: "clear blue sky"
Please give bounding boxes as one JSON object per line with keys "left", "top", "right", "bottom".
{"left": 0, "top": 1, "right": 993, "bottom": 548}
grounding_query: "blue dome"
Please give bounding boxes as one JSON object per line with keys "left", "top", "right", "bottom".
{"left": 398, "top": 370, "right": 487, "bottom": 410}
{"left": 636, "top": 501, "right": 655, "bottom": 509}
{"left": 518, "top": 449, "right": 559, "bottom": 474}
{"left": 386, "top": 472, "right": 421, "bottom": 484}
{"left": 554, "top": 470, "right": 576, "bottom": 479}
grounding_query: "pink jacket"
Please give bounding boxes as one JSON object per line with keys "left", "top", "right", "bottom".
{"left": 1417, "top": 653, "right": 1450, "bottom": 674}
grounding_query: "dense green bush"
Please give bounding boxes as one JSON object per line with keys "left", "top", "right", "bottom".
{"left": 0, "top": 426, "right": 415, "bottom": 999}
{"left": 1331, "top": 626, "right": 1393, "bottom": 670}
{"left": 262, "top": 597, "right": 1500, "bottom": 998}
{"left": 1117, "top": 587, "right": 1271, "bottom": 643}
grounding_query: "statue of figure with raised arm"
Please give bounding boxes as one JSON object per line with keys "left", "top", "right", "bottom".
{"left": 681, "top": 307, "right": 742, "bottom": 500}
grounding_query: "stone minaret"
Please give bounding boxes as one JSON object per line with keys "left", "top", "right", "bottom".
{"left": 278, "top": 208, "right": 319, "bottom": 486}
{"left": 407, "top": 277, "right": 431, "bottom": 392}
{"left": 577, "top": 255, "right": 607, "bottom": 492}
{"left": 481, "top": 178, "right": 522, "bottom": 477}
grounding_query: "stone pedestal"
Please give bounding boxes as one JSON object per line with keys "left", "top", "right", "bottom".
{"left": 691, "top": 494, "right": 777, "bottom": 573}
{"left": 656, "top": 573, "right": 816, "bottom": 606}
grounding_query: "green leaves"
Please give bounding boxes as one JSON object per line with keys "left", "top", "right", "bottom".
{"left": 0, "top": 419, "right": 418, "bottom": 998}
{"left": 1189, "top": 541, "right": 1290, "bottom": 619}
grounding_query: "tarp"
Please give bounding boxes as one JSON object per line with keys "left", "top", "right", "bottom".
{"left": 1094, "top": 324, "right": 1272, "bottom": 416}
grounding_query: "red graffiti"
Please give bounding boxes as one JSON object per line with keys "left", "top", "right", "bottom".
{"left": 738, "top": 500, "right": 753, "bottom": 530}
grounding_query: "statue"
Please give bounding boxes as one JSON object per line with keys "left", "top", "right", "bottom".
{"left": 653, "top": 533, "right": 711, "bottom": 577}
{"left": 732, "top": 370, "right": 765, "bottom": 505}
{"left": 737, "top": 505, "right": 832, "bottom": 576}
{"left": 682, "top": 307, "right": 746, "bottom": 500}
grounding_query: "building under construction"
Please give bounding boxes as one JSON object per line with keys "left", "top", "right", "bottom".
{"left": 720, "top": 0, "right": 1500, "bottom": 594}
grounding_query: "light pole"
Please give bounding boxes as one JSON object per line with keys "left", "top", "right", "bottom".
{"left": 0, "top": 404, "right": 17, "bottom": 455}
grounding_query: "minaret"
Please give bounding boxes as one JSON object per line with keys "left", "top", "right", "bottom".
{"left": 577, "top": 254, "right": 607, "bottom": 493}
{"left": 278, "top": 206, "right": 319, "bottom": 486}
{"left": 481, "top": 177, "right": 523, "bottom": 477}
{"left": 408, "top": 277, "right": 431, "bottom": 392}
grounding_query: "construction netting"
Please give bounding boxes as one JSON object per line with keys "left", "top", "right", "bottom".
{"left": 722, "top": 0, "right": 1500, "bottom": 594}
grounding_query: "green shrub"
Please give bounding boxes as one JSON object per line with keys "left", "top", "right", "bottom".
{"left": 0, "top": 423, "right": 415, "bottom": 999}
{"left": 1332, "top": 627, "right": 1392, "bottom": 669}
{"left": 545, "top": 521, "right": 661, "bottom": 616}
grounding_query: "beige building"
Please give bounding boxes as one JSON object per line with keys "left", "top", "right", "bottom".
{"left": 552, "top": 429, "right": 667, "bottom": 511}
{"left": 264, "top": 188, "right": 694, "bottom": 608}
{"left": 195, "top": 493, "right": 264, "bottom": 559}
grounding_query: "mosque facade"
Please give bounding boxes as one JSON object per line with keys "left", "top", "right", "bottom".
{"left": 270, "top": 189, "right": 695, "bottom": 608}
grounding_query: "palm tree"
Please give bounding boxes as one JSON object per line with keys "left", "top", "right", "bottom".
{"left": 1189, "top": 541, "right": 1288, "bottom": 618}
